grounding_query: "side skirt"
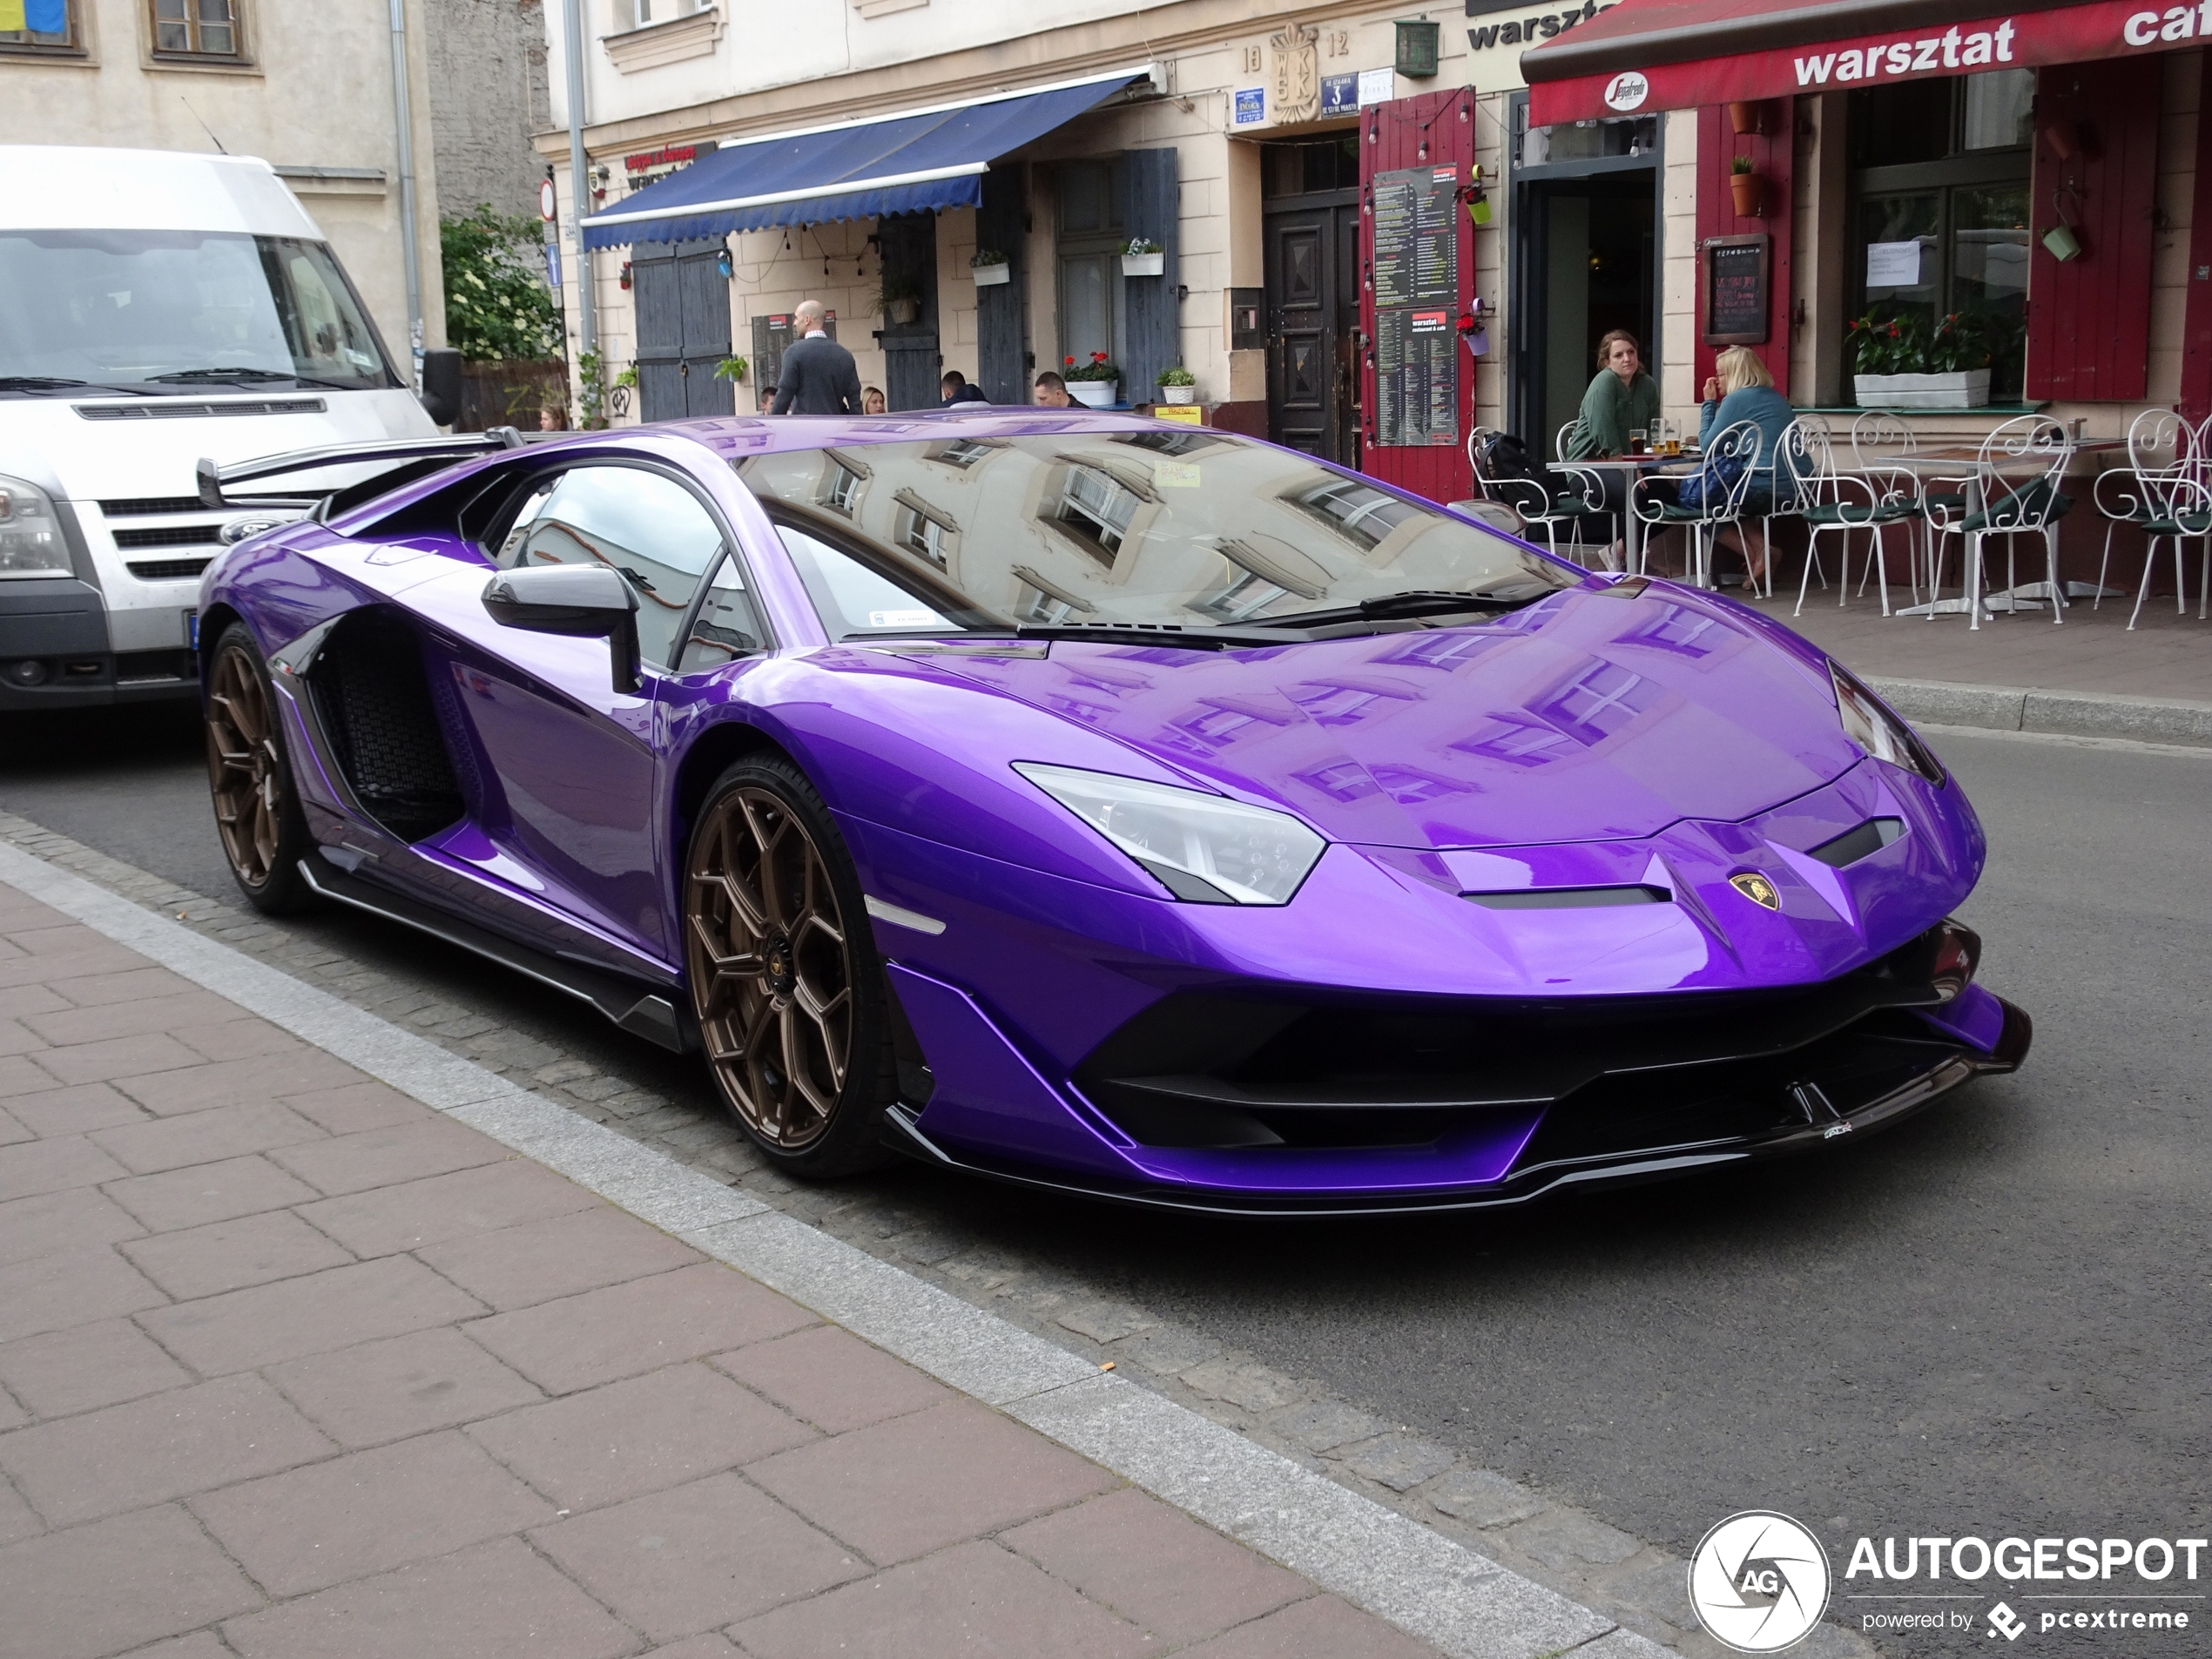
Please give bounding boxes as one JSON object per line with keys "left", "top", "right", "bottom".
{"left": 297, "top": 852, "right": 691, "bottom": 1054}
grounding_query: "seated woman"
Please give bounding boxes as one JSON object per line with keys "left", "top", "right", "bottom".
{"left": 1561, "top": 330, "right": 1662, "bottom": 565}
{"left": 1696, "top": 346, "right": 1798, "bottom": 588}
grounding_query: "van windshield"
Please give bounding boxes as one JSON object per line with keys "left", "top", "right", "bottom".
{"left": 0, "top": 230, "right": 400, "bottom": 393}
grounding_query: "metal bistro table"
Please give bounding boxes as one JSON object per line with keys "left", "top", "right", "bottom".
{"left": 1868, "top": 441, "right": 2125, "bottom": 630}
{"left": 1571, "top": 449, "right": 1701, "bottom": 580}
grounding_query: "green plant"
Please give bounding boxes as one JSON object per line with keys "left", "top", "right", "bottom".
{"left": 439, "top": 204, "right": 559, "bottom": 362}
{"left": 1925, "top": 311, "right": 1993, "bottom": 374}
{"left": 1062, "top": 351, "right": 1118, "bottom": 383}
{"left": 1121, "top": 236, "right": 1162, "bottom": 256}
{"left": 1157, "top": 364, "right": 1196, "bottom": 387}
{"left": 712, "top": 355, "right": 749, "bottom": 382}
{"left": 1729, "top": 154, "right": 1756, "bottom": 176}
{"left": 873, "top": 273, "right": 925, "bottom": 316}
{"left": 970, "top": 248, "right": 1008, "bottom": 266}
{"left": 1847, "top": 308, "right": 1997, "bottom": 377}
{"left": 574, "top": 350, "right": 635, "bottom": 429}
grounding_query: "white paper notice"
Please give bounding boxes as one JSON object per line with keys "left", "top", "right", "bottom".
{"left": 1357, "top": 67, "right": 1397, "bottom": 107}
{"left": 1866, "top": 240, "right": 1922, "bottom": 289}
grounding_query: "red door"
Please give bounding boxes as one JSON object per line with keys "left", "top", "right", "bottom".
{"left": 1359, "top": 87, "right": 1475, "bottom": 507}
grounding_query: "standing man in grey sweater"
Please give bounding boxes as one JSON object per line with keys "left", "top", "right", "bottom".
{"left": 770, "top": 300, "right": 862, "bottom": 415}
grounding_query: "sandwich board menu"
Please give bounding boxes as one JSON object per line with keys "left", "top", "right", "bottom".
{"left": 1370, "top": 165, "right": 1460, "bottom": 447}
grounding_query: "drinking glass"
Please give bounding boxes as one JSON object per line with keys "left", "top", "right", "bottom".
{"left": 1629, "top": 428, "right": 1649, "bottom": 456}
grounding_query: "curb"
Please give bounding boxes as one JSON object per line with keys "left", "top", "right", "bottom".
{"left": 1869, "top": 676, "right": 2212, "bottom": 748}
{"left": 0, "top": 835, "right": 1669, "bottom": 1659}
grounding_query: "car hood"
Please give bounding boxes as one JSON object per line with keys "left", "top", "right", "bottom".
{"left": 905, "top": 582, "right": 1860, "bottom": 850}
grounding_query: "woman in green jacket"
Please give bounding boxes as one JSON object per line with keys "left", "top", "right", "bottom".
{"left": 1564, "top": 330, "right": 1661, "bottom": 461}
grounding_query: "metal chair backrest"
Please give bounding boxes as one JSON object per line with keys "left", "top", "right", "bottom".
{"left": 2125, "top": 408, "right": 2185, "bottom": 475}
{"left": 1973, "top": 415, "right": 2074, "bottom": 532}
{"left": 1764, "top": 420, "right": 1818, "bottom": 514}
{"left": 1699, "top": 419, "right": 1765, "bottom": 519}
{"left": 1554, "top": 421, "right": 1580, "bottom": 464}
{"left": 1850, "top": 410, "right": 1917, "bottom": 473}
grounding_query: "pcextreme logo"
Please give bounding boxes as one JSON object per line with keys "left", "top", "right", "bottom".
{"left": 1688, "top": 1512, "right": 1832, "bottom": 1653}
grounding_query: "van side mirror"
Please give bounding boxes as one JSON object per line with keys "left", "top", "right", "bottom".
{"left": 482, "top": 564, "right": 641, "bottom": 691}
{"left": 420, "top": 347, "right": 464, "bottom": 428}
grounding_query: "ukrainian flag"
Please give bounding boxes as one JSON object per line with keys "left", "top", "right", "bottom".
{"left": 0, "top": 0, "right": 70, "bottom": 30}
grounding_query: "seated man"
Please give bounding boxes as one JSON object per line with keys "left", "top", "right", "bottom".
{"left": 940, "top": 370, "right": 989, "bottom": 407}
{"left": 1032, "top": 370, "right": 1073, "bottom": 408}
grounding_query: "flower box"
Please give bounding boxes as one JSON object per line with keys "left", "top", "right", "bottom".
{"left": 1068, "top": 381, "right": 1119, "bottom": 408}
{"left": 1852, "top": 369, "right": 1992, "bottom": 410}
{"left": 1158, "top": 384, "right": 1197, "bottom": 405}
{"left": 1120, "top": 252, "right": 1164, "bottom": 277}
{"left": 972, "top": 261, "right": 1010, "bottom": 287}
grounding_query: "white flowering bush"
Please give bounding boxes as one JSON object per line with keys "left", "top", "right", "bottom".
{"left": 441, "top": 205, "right": 559, "bottom": 362}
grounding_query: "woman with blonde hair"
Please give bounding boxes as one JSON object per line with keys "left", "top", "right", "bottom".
{"left": 1697, "top": 347, "right": 1797, "bottom": 588}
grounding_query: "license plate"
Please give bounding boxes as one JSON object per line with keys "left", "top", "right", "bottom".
{"left": 185, "top": 610, "right": 199, "bottom": 651}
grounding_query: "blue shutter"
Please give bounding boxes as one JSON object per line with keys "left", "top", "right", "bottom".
{"left": 1119, "top": 148, "right": 1180, "bottom": 400}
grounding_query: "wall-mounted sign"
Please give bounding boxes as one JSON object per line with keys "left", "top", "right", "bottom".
{"left": 1467, "top": 0, "right": 1608, "bottom": 53}
{"left": 1321, "top": 72, "right": 1358, "bottom": 117}
{"left": 1703, "top": 233, "right": 1771, "bottom": 345}
{"left": 624, "top": 141, "right": 713, "bottom": 190}
{"left": 1356, "top": 66, "right": 1396, "bottom": 106}
{"left": 1372, "top": 165, "right": 1464, "bottom": 448}
{"left": 1233, "top": 87, "right": 1266, "bottom": 125}
{"left": 538, "top": 178, "right": 557, "bottom": 222}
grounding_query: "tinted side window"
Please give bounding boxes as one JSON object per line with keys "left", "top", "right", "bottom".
{"left": 501, "top": 466, "right": 725, "bottom": 668}
{"left": 677, "top": 554, "right": 765, "bottom": 674}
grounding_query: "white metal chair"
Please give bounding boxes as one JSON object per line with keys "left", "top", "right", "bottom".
{"left": 1745, "top": 419, "right": 1818, "bottom": 598}
{"left": 1630, "top": 419, "right": 1761, "bottom": 590}
{"left": 1467, "top": 428, "right": 1612, "bottom": 564}
{"left": 2094, "top": 409, "right": 2209, "bottom": 626}
{"left": 1924, "top": 415, "right": 2076, "bottom": 624}
{"left": 1849, "top": 411, "right": 1929, "bottom": 606}
{"left": 1793, "top": 422, "right": 1922, "bottom": 617}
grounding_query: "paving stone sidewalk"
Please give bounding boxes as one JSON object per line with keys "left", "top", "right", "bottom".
{"left": 0, "top": 873, "right": 1447, "bottom": 1659}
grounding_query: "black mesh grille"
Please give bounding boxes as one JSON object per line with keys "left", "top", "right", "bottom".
{"left": 114, "top": 525, "right": 221, "bottom": 550}
{"left": 125, "top": 557, "right": 214, "bottom": 581}
{"left": 311, "top": 610, "right": 464, "bottom": 843}
{"left": 100, "top": 496, "right": 207, "bottom": 517}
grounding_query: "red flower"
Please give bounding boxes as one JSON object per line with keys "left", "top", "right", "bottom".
{"left": 1886, "top": 323, "right": 1899, "bottom": 338}
{"left": 1064, "top": 355, "right": 1076, "bottom": 366}
{"left": 1091, "top": 352, "right": 1108, "bottom": 362}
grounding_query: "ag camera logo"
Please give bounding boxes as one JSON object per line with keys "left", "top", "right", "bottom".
{"left": 1689, "top": 1512, "right": 1832, "bottom": 1653}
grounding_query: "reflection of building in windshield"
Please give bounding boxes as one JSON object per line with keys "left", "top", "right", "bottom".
{"left": 735, "top": 433, "right": 1567, "bottom": 631}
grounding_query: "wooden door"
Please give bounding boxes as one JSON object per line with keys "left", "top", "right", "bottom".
{"left": 877, "top": 211, "right": 941, "bottom": 411}
{"left": 631, "top": 238, "right": 732, "bottom": 422}
{"left": 1264, "top": 206, "right": 1358, "bottom": 464}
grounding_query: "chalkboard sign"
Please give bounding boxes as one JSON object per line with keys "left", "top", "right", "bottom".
{"left": 1703, "top": 234, "right": 1770, "bottom": 346}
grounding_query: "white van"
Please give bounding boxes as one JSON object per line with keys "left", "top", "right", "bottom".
{"left": 0, "top": 145, "right": 442, "bottom": 710}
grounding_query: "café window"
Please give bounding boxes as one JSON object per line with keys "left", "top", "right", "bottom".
{"left": 0, "top": 0, "right": 81, "bottom": 53}
{"left": 1848, "top": 70, "right": 2033, "bottom": 401}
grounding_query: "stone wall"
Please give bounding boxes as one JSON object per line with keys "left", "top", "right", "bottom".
{"left": 425, "top": 0, "right": 551, "bottom": 222}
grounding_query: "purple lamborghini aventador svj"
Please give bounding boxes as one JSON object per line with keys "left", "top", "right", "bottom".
{"left": 193, "top": 411, "right": 2028, "bottom": 1213}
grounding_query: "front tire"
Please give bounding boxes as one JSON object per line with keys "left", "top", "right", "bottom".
{"left": 683, "top": 755, "right": 897, "bottom": 1177}
{"left": 203, "top": 623, "right": 318, "bottom": 915}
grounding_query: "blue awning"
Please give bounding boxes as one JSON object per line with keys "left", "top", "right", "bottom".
{"left": 580, "top": 69, "right": 1146, "bottom": 250}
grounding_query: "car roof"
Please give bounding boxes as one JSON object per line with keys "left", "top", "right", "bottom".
{"left": 652, "top": 408, "right": 1217, "bottom": 459}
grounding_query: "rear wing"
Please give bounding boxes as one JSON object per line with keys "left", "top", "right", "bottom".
{"left": 194, "top": 428, "right": 559, "bottom": 517}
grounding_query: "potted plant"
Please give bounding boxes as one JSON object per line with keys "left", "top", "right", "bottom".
{"left": 971, "top": 248, "right": 1010, "bottom": 287}
{"left": 875, "top": 274, "right": 924, "bottom": 326}
{"left": 1156, "top": 364, "right": 1197, "bottom": 406}
{"left": 1120, "top": 236, "right": 1164, "bottom": 278}
{"left": 1062, "top": 351, "right": 1120, "bottom": 408}
{"left": 1729, "top": 154, "right": 1762, "bottom": 217}
{"left": 1849, "top": 310, "right": 1993, "bottom": 408}
{"left": 711, "top": 354, "right": 748, "bottom": 385}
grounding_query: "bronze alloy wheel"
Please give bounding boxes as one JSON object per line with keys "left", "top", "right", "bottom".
{"left": 685, "top": 762, "right": 892, "bottom": 1170}
{"left": 203, "top": 624, "right": 314, "bottom": 914}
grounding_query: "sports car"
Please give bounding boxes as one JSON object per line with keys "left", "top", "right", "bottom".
{"left": 193, "top": 410, "right": 2029, "bottom": 1213}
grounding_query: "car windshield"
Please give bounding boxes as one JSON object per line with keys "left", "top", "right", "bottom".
{"left": 0, "top": 230, "right": 399, "bottom": 391}
{"left": 734, "top": 431, "right": 1575, "bottom": 638}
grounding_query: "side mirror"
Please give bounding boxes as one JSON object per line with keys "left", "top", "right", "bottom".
{"left": 420, "top": 347, "right": 464, "bottom": 428}
{"left": 482, "top": 564, "right": 641, "bottom": 691}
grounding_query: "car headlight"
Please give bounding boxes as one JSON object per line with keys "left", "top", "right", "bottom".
{"left": 0, "top": 474, "right": 72, "bottom": 580}
{"left": 1831, "top": 660, "right": 1944, "bottom": 786}
{"left": 1014, "top": 762, "right": 1325, "bottom": 905}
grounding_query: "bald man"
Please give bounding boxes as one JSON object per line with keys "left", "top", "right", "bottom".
{"left": 769, "top": 300, "right": 861, "bottom": 415}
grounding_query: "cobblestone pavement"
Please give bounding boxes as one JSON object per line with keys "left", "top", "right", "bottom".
{"left": 0, "top": 806, "right": 1879, "bottom": 1659}
{"left": 0, "top": 868, "right": 1455, "bottom": 1659}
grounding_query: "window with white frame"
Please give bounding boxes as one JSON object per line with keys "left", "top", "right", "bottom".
{"left": 631, "top": 0, "right": 710, "bottom": 25}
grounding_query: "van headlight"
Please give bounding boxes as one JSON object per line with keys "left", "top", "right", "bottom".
{"left": 0, "top": 475, "right": 72, "bottom": 580}
{"left": 1014, "top": 762, "right": 1325, "bottom": 905}
{"left": 1831, "top": 661, "right": 1944, "bottom": 786}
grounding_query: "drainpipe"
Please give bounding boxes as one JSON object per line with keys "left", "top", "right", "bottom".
{"left": 388, "top": 0, "right": 424, "bottom": 387}
{"left": 563, "top": 0, "right": 596, "bottom": 360}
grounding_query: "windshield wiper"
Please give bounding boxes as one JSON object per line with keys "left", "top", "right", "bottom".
{"left": 0, "top": 375, "right": 91, "bottom": 392}
{"left": 1251, "top": 590, "right": 1544, "bottom": 629}
{"left": 840, "top": 622, "right": 1290, "bottom": 652}
{"left": 143, "top": 367, "right": 350, "bottom": 389}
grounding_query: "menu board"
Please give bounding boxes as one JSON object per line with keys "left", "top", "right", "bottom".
{"left": 750, "top": 310, "right": 839, "bottom": 410}
{"left": 1370, "top": 165, "right": 1460, "bottom": 448}
{"left": 1703, "top": 235, "right": 1770, "bottom": 345}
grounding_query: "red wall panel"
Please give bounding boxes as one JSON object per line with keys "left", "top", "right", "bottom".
{"left": 2027, "top": 57, "right": 2161, "bottom": 403}
{"left": 1694, "top": 101, "right": 1793, "bottom": 398}
{"left": 2174, "top": 57, "right": 2212, "bottom": 421}
{"left": 1359, "top": 87, "right": 1475, "bottom": 507}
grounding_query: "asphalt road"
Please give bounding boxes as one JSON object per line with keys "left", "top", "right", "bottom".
{"left": 4, "top": 702, "right": 2206, "bottom": 1657}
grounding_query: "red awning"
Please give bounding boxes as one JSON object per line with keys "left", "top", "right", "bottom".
{"left": 1524, "top": 0, "right": 2197, "bottom": 124}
